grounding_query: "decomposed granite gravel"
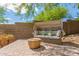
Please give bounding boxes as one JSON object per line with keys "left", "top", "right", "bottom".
{"left": 0, "top": 38, "right": 79, "bottom": 56}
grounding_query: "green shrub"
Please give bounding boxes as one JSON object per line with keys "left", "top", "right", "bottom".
{"left": 75, "top": 18, "right": 79, "bottom": 21}
{"left": 34, "top": 6, "right": 67, "bottom": 22}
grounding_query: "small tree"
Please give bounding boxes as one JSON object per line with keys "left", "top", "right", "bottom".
{"left": 34, "top": 6, "right": 67, "bottom": 22}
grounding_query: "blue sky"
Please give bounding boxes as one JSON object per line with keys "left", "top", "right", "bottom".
{"left": 1, "top": 3, "right": 79, "bottom": 24}
{"left": 60, "top": 3, "right": 79, "bottom": 17}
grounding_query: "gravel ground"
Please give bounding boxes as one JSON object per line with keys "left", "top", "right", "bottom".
{"left": 62, "top": 34, "right": 79, "bottom": 44}
{"left": 0, "top": 35, "right": 79, "bottom": 56}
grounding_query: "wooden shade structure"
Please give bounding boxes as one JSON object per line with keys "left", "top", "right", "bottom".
{"left": 33, "top": 20, "right": 62, "bottom": 39}
{"left": 33, "top": 20, "right": 61, "bottom": 30}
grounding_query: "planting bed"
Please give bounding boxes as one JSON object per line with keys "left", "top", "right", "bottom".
{"left": 0, "top": 34, "right": 16, "bottom": 48}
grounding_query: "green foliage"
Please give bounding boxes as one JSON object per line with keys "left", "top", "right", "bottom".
{"left": 13, "top": 3, "right": 41, "bottom": 17}
{"left": 44, "top": 3, "right": 59, "bottom": 10}
{"left": 0, "top": 7, "right": 5, "bottom": 16}
{"left": 12, "top": 3, "right": 68, "bottom": 22}
{"left": 0, "top": 6, "right": 7, "bottom": 23}
{"left": 34, "top": 6, "right": 67, "bottom": 22}
{"left": 75, "top": 18, "right": 79, "bottom": 21}
{"left": 13, "top": 3, "right": 59, "bottom": 20}
{"left": 77, "top": 3, "right": 79, "bottom": 9}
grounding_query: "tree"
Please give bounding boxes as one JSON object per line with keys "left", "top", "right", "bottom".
{"left": 73, "top": 4, "right": 79, "bottom": 21}
{"left": 12, "top": 3, "right": 59, "bottom": 21}
{"left": 0, "top": 6, "right": 8, "bottom": 23}
{"left": 77, "top": 3, "right": 79, "bottom": 8}
{"left": 34, "top": 6, "right": 67, "bottom": 22}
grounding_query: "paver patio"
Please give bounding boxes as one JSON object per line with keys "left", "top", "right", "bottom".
{"left": 0, "top": 39, "right": 79, "bottom": 56}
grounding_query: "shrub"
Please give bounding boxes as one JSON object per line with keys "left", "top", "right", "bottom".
{"left": 75, "top": 18, "right": 79, "bottom": 21}
{"left": 34, "top": 6, "right": 67, "bottom": 22}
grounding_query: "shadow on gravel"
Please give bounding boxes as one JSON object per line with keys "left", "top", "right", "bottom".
{"left": 62, "top": 42, "right": 79, "bottom": 48}
{"left": 31, "top": 45, "right": 46, "bottom": 52}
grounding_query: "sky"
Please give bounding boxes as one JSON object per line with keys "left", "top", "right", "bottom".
{"left": 60, "top": 3, "right": 79, "bottom": 21}
{"left": 0, "top": 3, "right": 79, "bottom": 24}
